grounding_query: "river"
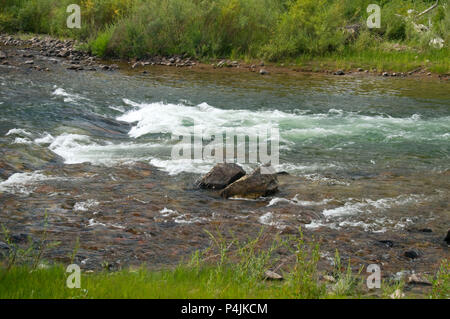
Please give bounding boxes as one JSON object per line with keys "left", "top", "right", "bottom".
{"left": 0, "top": 47, "right": 449, "bottom": 275}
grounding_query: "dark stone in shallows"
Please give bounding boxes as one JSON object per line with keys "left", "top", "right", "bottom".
{"left": 197, "top": 163, "right": 246, "bottom": 190}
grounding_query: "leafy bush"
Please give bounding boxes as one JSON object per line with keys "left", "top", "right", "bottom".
{"left": 89, "top": 24, "right": 115, "bottom": 56}
{"left": 0, "top": 0, "right": 448, "bottom": 61}
{"left": 262, "top": 0, "right": 348, "bottom": 60}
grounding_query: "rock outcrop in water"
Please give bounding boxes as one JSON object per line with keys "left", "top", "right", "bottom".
{"left": 197, "top": 163, "right": 246, "bottom": 190}
{"left": 0, "top": 160, "right": 18, "bottom": 179}
{"left": 220, "top": 166, "right": 278, "bottom": 199}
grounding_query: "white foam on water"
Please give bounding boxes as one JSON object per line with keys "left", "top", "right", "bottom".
{"left": 259, "top": 212, "right": 275, "bottom": 226}
{"left": 305, "top": 220, "right": 339, "bottom": 230}
{"left": 87, "top": 219, "right": 106, "bottom": 227}
{"left": 305, "top": 194, "right": 430, "bottom": 233}
{"left": 0, "top": 171, "right": 62, "bottom": 195}
{"left": 274, "top": 163, "right": 341, "bottom": 175}
{"left": 267, "top": 194, "right": 333, "bottom": 207}
{"left": 118, "top": 99, "right": 283, "bottom": 138}
{"left": 6, "top": 128, "right": 33, "bottom": 137}
{"left": 258, "top": 212, "right": 286, "bottom": 229}
{"left": 149, "top": 158, "right": 215, "bottom": 175}
{"left": 74, "top": 199, "right": 100, "bottom": 212}
{"left": 43, "top": 133, "right": 166, "bottom": 165}
{"left": 118, "top": 99, "right": 430, "bottom": 143}
{"left": 322, "top": 201, "right": 367, "bottom": 217}
{"left": 159, "top": 207, "right": 209, "bottom": 224}
{"left": 174, "top": 214, "right": 209, "bottom": 224}
{"left": 322, "top": 194, "right": 424, "bottom": 217}
{"left": 29, "top": 98, "right": 449, "bottom": 176}
{"left": 52, "top": 87, "right": 87, "bottom": 103}
{"left": 303, "top": 173, "right": 350, "bottom": 186}
{"left": 159, "top": 207, "right": 178, "bottom": 217}
{"left": 34, "top": 133, "right": 55, "bottom": 144}
{"left": 109, "top": 105, "right": 126, "bottom": 113}
{"left": 12, "top": 137, "right": 33, "bottom": 144}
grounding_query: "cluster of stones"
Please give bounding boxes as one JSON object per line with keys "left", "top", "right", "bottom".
{"left": 0, "top": 35, "right": 118, "bottom": 71}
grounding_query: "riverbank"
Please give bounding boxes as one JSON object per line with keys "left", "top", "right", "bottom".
{"left": 1, "top": 33, "right": 449, "bottom": 81}
{"left": 1, "top": 233, "right": 448, "bottom": 299}
{"left": 1, "top": 0, "right": 448, "bottom": 76}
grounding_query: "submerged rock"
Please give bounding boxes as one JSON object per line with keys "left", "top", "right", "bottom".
{"left": 220, "top": 166, "right": 278, "bottom": 199}
{"left": 378, "top": 240, "right": 394, "bottom": 248}
{"left": 0, "top": 160, "right": 19, "bottom": 179}
{"left": 404, "top": 249, "right": 421, "bottom": 259}
{"left": 197, "top": 163, "right": 246, "bottom": 190}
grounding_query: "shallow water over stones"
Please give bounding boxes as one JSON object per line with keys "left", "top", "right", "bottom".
{"left": 0, "top": 42, "right": 448, "bottom": 281}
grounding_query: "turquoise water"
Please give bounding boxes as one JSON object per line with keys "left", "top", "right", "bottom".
{"left": 1, "top": 66, "right": 449, "bottom": 177}
{"left": 1, "top": 62, "right": 449, "bottom": 269}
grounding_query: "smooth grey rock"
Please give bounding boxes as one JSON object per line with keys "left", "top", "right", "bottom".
{"left": 198, "top": 163, "right": 246, "bottom": 190}
{"left": 221, "top": 166, "right": 278, "bottom": 199}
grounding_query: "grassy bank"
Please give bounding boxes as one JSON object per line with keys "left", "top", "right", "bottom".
{"left": 0, "top": 0, "right": 448, "bottom": 74}
{"left": 1, "top": 227, "right": 449, "bottom": 299}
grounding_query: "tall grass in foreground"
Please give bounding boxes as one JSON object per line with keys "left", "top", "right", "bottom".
{"left": 1, "top": 227, "right": 448, "bottom": 299}
{"left": 0, "top": 230, "right": 358, "bottom": 298}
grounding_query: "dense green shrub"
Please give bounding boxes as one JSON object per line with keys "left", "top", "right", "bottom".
{"left": 262, "top": 0, "right": 348, "bottom": 60}
{"left": 0, "top": 0, "right": 448, "bottom": 61}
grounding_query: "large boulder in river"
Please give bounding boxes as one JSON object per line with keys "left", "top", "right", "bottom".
{"left": 220, "top": 166, "right": 278, "bottom": 199}
{"left": 197, "top": 163, "right": 246, "bottom": 190}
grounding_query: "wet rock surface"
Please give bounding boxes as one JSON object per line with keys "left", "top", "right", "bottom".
{"left": 0, "top": 34, "right": 197, "bottom": 73}
{"left": 221, "top": 166, "right": 278, "bottom": 199}
{"left": 0, "top": 35, "right": 113, "bottom": 72}
{"left": 1, "top": 34, "right": 447, "bottom": 81}
{"left": 404, "top": 249, "right": 422, "bottom": 259}
{"left": 197, "top": 163, "right": 246, "bottom": 190}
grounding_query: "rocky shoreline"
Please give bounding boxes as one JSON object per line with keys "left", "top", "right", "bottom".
{"left": 1, "top": 34, "right": 448, "bottom": 80}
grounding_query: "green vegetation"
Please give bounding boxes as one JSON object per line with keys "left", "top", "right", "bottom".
{"left": 0, "top": 0, "right": 450, "bottom": 73}
{"left": 1, "top": 226, "right": 448, "bottom": 299}
{"left": 0, "top": 0, "right": 448, "bottom": 73}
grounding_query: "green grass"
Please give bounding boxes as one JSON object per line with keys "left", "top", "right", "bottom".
{"left": 1, "top": 226, "right": 448, "bottom": 299}
{"left": 1, "top": 257, "right": 448, "bottom": 299}
{"left": 0, "top": 0, "right": 448, "bottom": 74}
{"left": 289, "top": 47, "right": 450, "bottom": 73}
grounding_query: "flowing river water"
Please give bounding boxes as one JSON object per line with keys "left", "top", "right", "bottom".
{"left": 0, "top": 47, "right": 449, "bottom": 277}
